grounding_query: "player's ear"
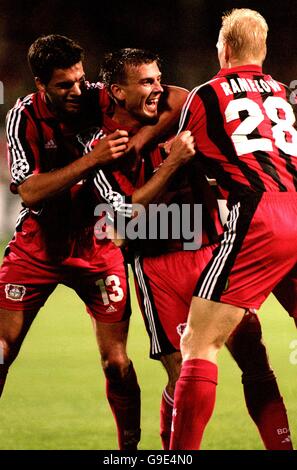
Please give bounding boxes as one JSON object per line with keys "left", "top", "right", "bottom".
{"left": 35, "top": 77, "right": 46, "bottom": 93}
{"left": 224, "top": 43, "right": 232, "bottom": 64}
{"left": 110, "top": 84, "right": 126, "bottom": 101}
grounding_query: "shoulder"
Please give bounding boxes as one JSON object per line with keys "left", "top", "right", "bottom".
{"left": 186, "top": 78, "right": 221, "bottom": 105}
{"left": 6, "top": 93, "right": 41, "bottom": 142}
{"left": 6, "top": 93, "right": 36, "bottom": 128}
{"left": 180, "top": 79, "right": 220, "bottom": 115}
{"left": 7, "top": 93, "right": 35, "bottom": 115}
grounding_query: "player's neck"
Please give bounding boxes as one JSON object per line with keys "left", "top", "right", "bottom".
{"left": 112, "top": 107, "right": 142, "bottom": 131}
{"left": 226, "top": 57, "right": 263, "bottom": 68}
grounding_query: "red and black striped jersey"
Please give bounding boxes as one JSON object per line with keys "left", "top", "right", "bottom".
{"left": 85, "top": 115, "right": 223, "bottom": 255}
{"left": 5, "top": 82, "right": 111, "bottom": 261}
{"left": 179, "top": 65, "right": 297, "bottom": 202}
{"left": 80, "top": 113, "right": 141, "bottom": 220}
{"left": 6, "top": 82, "right": 109, "bottom": 190}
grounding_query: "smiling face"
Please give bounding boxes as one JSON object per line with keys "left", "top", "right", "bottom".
{"left": 112, "top": 61, "right": 164, "bottom": 126}
{"left": 36, "top": 61, "right": 86, "bottom": 117}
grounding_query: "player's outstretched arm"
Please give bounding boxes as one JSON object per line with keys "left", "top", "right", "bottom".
{"left": 17, "top": 130, "right": 128, "bottom": 208}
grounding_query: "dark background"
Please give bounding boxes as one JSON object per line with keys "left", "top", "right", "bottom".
{"left": 0, "top": 0, "right": 297, "bottom": 119}
{"left": 0, "top": 0, "right": 296, "bottom": 235}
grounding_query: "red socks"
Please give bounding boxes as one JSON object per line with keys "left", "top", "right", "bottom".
{"left": 105, "top": 362, "right": 141, "bottom": 450}
{"left": 170, "top": 358, "right": 218, "bottom": 450}
{"left": 229, "top": 312, "right": 293, "bottom": 450}
{"left": 243, "top": 373, "right": 293, "bottom": 450}
{"left": 256, "top": 398, "right": 292, "bottom": 450}
{"left": 160, "top": 388, "right": 174, "bottom": 449}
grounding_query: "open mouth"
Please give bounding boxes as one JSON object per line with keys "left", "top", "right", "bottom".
{"left": 145, "top": 97, "right": 159, "bottom": 113}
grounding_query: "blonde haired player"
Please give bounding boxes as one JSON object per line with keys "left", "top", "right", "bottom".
{"left": 170, "top": 9, "right": 297, "bottom": 449}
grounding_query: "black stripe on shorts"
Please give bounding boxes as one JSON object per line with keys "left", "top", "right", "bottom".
{"left": 133, "top": 255, "right": 177, "bottom": 360}
{"left": 194, "top": 193, "right": 262, "bottom": 301}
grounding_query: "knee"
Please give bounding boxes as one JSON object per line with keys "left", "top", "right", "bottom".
{"left": 169, "top": 356, "right": 182, "bottom": 384}
{"left": 227, "top": 315, "right": 271, "bottom": 374}
{"left": 180, "top": 326, "right": 194, "bottom": 355}
{"left": 180, "top": 327, "right": 221, "bottom": 362}
{"left": 101, "top": 354, "right": 131, "bottom": 381}
{"left": 163, "top": 355, "right": 182, "bottom": 394}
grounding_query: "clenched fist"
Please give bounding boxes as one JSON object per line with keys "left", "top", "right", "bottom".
{"left": 91, "top": 129, "right": 129, "bottom": 165}
{"left": 167, "top": 130, "right": 196, "bottom": 165}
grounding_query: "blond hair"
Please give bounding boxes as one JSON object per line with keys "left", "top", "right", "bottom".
{"left": 220, "top": 9, "right": 268, "bottom": 63}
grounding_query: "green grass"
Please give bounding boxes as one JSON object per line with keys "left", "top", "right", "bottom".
{"left": 0, "top": 267, "right": 296, "bottom": 450}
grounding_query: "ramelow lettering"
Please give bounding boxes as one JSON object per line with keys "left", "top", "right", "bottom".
{"left": 220, "top": 77, "right": 282, "bottom": 96}
{"left": 198, "top": 203, "right": 240, "bottom": 299}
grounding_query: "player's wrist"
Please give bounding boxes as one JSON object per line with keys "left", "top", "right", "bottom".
{"left": 162, "top": 154, "right": 183, "bottom": 171}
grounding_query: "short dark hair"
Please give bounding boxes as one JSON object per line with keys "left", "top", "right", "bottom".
{"left": 99, "top": 48, "right": 161, "bottom": 93}
{"left": 28, "top": 34, "right": 84, "bottom": 84}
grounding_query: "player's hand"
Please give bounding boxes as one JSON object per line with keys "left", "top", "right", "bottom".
{"left": 158, "top": 137, "right": 174, "bottom": 155}
{"left": 167, "top": 131, "right": 196, "bottom": 165}
{"left": 91, "top": 129, "right": 129, "bottom": 164}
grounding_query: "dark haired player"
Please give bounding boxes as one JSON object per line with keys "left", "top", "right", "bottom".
{"left": 86, "top": 48, "right": 292, "bottom": 450}
{"left": 0, "top": 35, "right": 187, "bottom": 450}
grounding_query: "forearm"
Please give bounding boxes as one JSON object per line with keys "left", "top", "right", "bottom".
{"left": 17, "top": 129, "right": 129, "bottom": 207}
{"left": 131, "top": 158, "right": 180, "bottom": 210}
{"left": 18, "top": 152, "right": 99, "bottom": 207}
{"left": 131, "top": 129, "right": 195, "bottom": 212}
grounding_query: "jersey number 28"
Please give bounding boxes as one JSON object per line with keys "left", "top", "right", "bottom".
{"left": 225, "top": 96, "right": 297, "bottom": 156}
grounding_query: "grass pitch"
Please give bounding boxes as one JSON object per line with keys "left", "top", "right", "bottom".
{"left": 0, "top": 267, "right": 296, "bottom": 450}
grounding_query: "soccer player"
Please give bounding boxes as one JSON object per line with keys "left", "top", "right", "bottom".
{"left": 88, "top": 48, "right": 292, "bottom": 450}
{"left": 0, "top": 34, "right": 188, "bottom": 450}
{"left": 169, "top": 8, "right": 297, "bottom": 450}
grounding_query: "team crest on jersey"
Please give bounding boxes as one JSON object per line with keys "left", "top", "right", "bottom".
{"left": 5, "top": 284, "right": 26, "bottom": 301}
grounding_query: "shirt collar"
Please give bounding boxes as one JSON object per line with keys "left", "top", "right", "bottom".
{"left": 35, "top": 91, "right": 57, "bottom": 120}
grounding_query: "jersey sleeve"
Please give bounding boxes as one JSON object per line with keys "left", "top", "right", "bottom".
{"left": 6, "top": 98, "right": 40, "bottom": 192}
{"left": 177, "top": 87, "right": 206, "bottom": 139}
{"left": 92, "top": 165, "right": 134, "bottom": 219}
